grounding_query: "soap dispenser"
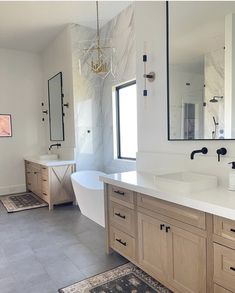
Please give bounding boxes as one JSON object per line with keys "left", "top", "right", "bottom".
{"left": 228, "top": 162, "right": 235, "bottom": 190}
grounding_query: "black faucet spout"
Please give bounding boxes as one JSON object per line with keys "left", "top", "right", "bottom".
{"left": 190, "top": 147, "right": 208, "bottom": 160}
{"left": 49, "top": 143, "right": 61, "bottom": 151}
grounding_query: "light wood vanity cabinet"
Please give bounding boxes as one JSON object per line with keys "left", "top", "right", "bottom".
{"left": 25, "top": 160, "right": 75, "bottom": 210}
{"left": 138, "top": 211, "right": 206, "bottom": 293}
{"left": 138, "top": 194, "right": 206, "bottom": 293}
{"left": 138, "top": 212, "right": 168, "bottom": 282}
{"left": 213, "top": 216, "right": 235, "bottom": 292}
{"left": 105, "top": 182, "right": 235, "bottom": 293}
{"left": 214, "top": 284, "right": 233, "bottom": 293}
{"left": 25, "top": 161, "right": 42, "bottom": 196}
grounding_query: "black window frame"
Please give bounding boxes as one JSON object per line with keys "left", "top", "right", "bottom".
{"left": 115, "top": 80, "right": 137, "bottom": 161}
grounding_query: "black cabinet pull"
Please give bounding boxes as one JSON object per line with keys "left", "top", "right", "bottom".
{"left": 114, "top": 212, "right": 126, "bottom": 219}
{"left": 230, "top": 228, "right": 235, "bottom": 233}
{"left": 166, "top": 226, "right": 171, "bottom": 233}
{"left": 115, "top": 238, "right": 127, "bottom": 246}
{"left": 160, "top": 224, "right": 165, "bottom": 230}
{"left": 230, "top": 267, "right": 235, "bottom": 271}
{"left": 43, "top": 192, "right": 47, "bottom": 196}
{"left": 114, "top": 190, "right": 125, "bottom": 196}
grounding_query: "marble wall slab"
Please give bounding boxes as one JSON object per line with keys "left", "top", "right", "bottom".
{"left": 204, "top": 48, "right": 224, "bottom": 139}
{"left": 71, "top": 24, "right": 104, "bottom": 171}
{"left": 70, "top": 4, "right": 136, "bottom": 173}
{"left": 100, "top": 4, "right": 136, "bottom": 173}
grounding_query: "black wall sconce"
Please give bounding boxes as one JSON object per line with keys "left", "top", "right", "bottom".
{"left": 143, "top": 54, "right": 156, "bottom": 96}
{"left": 41, "top": 102, "right": 48, "bottom": 122}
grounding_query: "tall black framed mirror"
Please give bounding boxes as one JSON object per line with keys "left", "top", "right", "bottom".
{"left": 48, "top": 72, "right": 64, "bottom": 141}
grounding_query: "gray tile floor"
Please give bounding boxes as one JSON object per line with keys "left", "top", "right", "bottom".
{"left": 0, "top": 203, "right": 127, "bottom": 293}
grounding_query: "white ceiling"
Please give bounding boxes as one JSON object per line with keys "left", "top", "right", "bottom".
{"left": 170, "top": 1, "right": 235, "bottom": 70}
{"left": 0, "top": 1, "right": 131, "bottom": 53}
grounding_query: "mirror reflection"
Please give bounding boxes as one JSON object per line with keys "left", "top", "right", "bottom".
{"left": 168, "top": 1, "right": 235, "bottom": 140}
{"left": 48, "top": 72, "right": 64, "bottom": 141}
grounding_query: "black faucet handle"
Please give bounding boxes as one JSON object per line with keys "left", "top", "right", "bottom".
{"left": 201, "top": 147, "right": 208, "bottom": 154}
{"left": 216, "top": 147, "right": 227, "bottom": 162}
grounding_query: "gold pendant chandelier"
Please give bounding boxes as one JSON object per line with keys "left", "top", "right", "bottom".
{"left": 82, "top": 1, "right": 115, "bottom": 79}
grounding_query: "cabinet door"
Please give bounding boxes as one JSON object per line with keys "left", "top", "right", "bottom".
{"left": 26, "top": 170, "right": 34, "bottom": 191}
{"left": 138, "top": 212, "right": 168, "bottom": 282}
{"left": 168, "top": 225, "right": 206, "bottom": 293}
{"left": 29, "top": 169, "right": 41, "bottom": 197}
{"left": 35, "top": 171, "right": 42, "bottom": 197}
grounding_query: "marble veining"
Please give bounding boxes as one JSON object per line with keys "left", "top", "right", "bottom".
{"left": 71, "top": 24, "right": 103, "bottom": 171}
{"left": 101, "top": 4, "right": 136, "bottom": 173}
{"left": 70, "top": 4, "right": 136, "bottom": 173}
{"left": 204, "top": 48, "right": 224, "bottom": 139}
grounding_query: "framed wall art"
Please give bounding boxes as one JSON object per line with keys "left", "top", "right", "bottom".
{"left": 0, "top": 114, "right": 12, "bottom": 137}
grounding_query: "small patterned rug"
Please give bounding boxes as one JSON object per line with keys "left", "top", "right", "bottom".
{"left": 59, "top": 263, "right": 172, "bottom": 293}
{"left": 0, "top": 192, "right": 48, "bottom": 213}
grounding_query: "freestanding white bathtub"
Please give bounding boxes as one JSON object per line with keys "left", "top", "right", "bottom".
{"left": 71, "top": 170, "right": 106, "bottom": 227}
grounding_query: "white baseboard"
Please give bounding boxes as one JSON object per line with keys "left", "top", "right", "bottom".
{"left": 0, "top": 184, "right": 26, "bottom": 196}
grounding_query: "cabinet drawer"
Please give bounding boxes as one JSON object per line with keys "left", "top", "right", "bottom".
{"left": 109, "top": 201, "right": 135, "bottom": 236}
{"left": 41, "top": 166, "right": 48, "bottom": 179}
{"left": 41, "top": 192, "right": 49, "bottom": 202}
{"left": 26, "top": 161, "right": 40, "bottom": 172}
{"left": 27, "top": 182, "right": 32, "bottom": 190}
{"left": 25, "top": 161, "right": 33, "bottom": 171}
{"left": 214, "top": 243, "right": 235, "bottom": 291}
{"left": 109, "top": 185, "right": 134, "bottom": 205}
{"left": 26, "top": 172, "right": 32, "bottom": 183}
{"left": 214, "top": 216, "right": 235, "bottom": 242}
{"left": 214, "top": 284, "right": 233, "bottom": 293}
{"left": 42, "top": 179, "right": 49, "bottom": 193}
{"left": 137, "top": 194, "right": 206, "bottom": 229}
{"left": 110, "top": 226, "right": 135, "bottom": 260}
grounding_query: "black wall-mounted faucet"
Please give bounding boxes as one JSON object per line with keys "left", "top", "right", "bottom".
{"left": 190, "top": 147, "right": 208, "bottom": 160}
{"left": 49, "top": 143, "right": 61, "bottom": 151}
{"left": 216, "top": 147, "right": 227, "bottom": 162}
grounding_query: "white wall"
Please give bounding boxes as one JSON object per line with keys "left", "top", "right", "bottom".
{"left": 0, "top": 49, "right": 45, "bottom": 195}
{"left": 135, "top": 2, "right": 235, "bottom": 187}
{"left": 41, "top": 27, "right": 75, "bottom": 160}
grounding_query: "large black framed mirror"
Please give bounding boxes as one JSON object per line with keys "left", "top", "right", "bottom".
{"left": 167, "top": 1, "right": 235, "bottom": 140}
{"left": 48, "top": 72, "right": 64, "bottom": 141}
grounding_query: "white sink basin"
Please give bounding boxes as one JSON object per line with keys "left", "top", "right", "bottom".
{"left": 39, "top": 154, "right": 58, "bottom": 160}
{"left": 155, "top": 172, "right": 217, "bottom": 194}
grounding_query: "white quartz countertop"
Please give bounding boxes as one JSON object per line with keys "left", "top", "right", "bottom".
{"left": 24, "top": 157, "right": 75, "bottom": 167}
{"left": 100, "top": 171, "right": 235, "bottom": 221}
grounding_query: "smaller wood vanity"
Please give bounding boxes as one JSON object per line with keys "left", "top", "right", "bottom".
{"left": 25, "top": 159, "right": 75, "bottom": 210}
{"left": 102, "top": 178, "right": 235, "bottom": 293}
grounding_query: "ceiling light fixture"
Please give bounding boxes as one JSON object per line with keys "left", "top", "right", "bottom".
{"left": 81, "top": 1, "right": 115, "bottom": 79}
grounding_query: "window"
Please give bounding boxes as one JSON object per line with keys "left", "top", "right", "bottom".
{"left": 115, "top": 81, "right": 137, "bottom": 160}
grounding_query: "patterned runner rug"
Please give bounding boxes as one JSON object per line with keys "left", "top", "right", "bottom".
{"left": 59, "top": 263, "right": 172, "bottom": 293}
{"left": 0, "top": 192, "right": 48, "bottom": 213}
